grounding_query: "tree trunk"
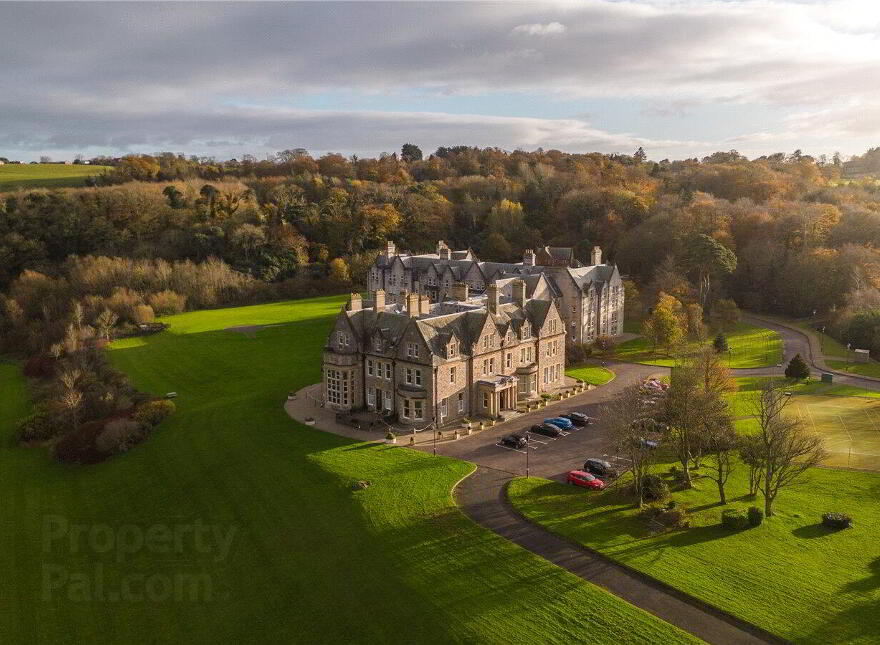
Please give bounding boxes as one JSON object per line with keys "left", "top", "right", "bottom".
{"left": 764, "top": 468, "right": 773, "bottom": 517}
{"left": 718, "top": 479, "right": 726, "bottom": 505}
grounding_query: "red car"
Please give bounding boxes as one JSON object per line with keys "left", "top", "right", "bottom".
{"left": 566, "top": 470, "right": 605, "bottom": 490}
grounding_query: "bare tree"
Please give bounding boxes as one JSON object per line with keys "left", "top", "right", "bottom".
{"left": 703, "top": 423, "right": 738, "bottom": 504}
{"left": 751, "top": 381, "right": 827, "bottom": 516}
{"left": 603, "top": 384, "right": 659, "bottom": 508}
{"left": 739, "top": 434, "right": 763, "bottom": 497}
{"left": 94, "top": 309, "right": 119, "bottom": 341}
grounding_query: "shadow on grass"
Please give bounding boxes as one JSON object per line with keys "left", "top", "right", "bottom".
{"left": 792, "top": 523, "right": 836, "bottom": 539}
{"left": 841, "top": 556, "right": 880, "bottom": 593}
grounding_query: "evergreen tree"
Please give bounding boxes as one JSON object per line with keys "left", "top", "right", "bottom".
{"left": 713, "top": 333, "right": 728, "bottom": 353}
{"left": 785, "top": 353, "right": 810, "bottom": 380}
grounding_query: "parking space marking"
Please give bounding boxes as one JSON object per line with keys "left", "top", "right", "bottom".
{"left": 495, "top": 443, "right": 526, "bottom": 454}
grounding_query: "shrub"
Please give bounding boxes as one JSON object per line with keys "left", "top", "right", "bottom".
{"left": 133, "top": 399, "right": 175, "bottom": 426}
{"left": 148, "top": 290, "right": 187, "bottom": 315}
{"left": 713, "top": 333, "right": 728, "bottom": 353}
{"left": 52, "top": 421, "right": 106, "bottom": 464}
{"left": 18, "top": 411, "right": 64, "bottom": 442}
{"left": 747, "top": 506, "right": 764, "bottom": 527}
{"left": 95, "top": 419, "right": 145, "bottom": 454}
{"left": 132, "top": 304, "right": 155, "bottom": 324}
{"left": 639, "top": 503, "right": 688, "bottom": 529}
{"left": 822, "top": 512, "right": 853, "bottom": 530}
{"left": 721, "top": 509, "right": 750, "bottom": 530}
{"left": 640, "top": 474, "right": 669, "bottom": 502}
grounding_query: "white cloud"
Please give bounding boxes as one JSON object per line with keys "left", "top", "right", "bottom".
{"left": 511, "top": 22, "right": 566, "bottom": 36}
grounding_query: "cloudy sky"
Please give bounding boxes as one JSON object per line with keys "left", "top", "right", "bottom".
{"left": 2, "top": 1, "right": 879, "bottom": 162}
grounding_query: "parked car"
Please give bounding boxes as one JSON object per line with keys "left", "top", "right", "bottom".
{"left": 640, "top": 438, "right": 660, "bottom": 449}
{"left": 583, "top": 458, "right": 618, "bottom": 479}
{"left": 544, "top": 417, "right": 574, "bottom": 430}
{"left": 500, "top": 434, "right": 528, "bottom": 449}
{"left": 566, "top": 470, "right": 605, "bottom": 490}
{"left": 530, "top": 423, "right": 562, "bottom": 438}
{"left": 562, "top": 412, "right": 592, "bottom": 426}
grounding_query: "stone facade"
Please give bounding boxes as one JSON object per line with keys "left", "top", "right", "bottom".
{"left": 322, "top": 282, "right": 567, "bottom": 426}
{"left": 367, "top": 240, "right": 624, "bottom": 344}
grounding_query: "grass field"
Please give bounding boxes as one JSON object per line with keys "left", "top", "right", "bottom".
{"left": 509, "top": 460, "right": 880, "bottom": 644}
{"left": 615, "top": 321, "right": 782, "bottom": 368}
{"left": 728, "top": 377, "right": 880, "bottom": 470}
{"left": 0, "top": 296, "right": 697, "bottom": 644}
{"left": 565, "top": 364, "right": 615, "bottom": 385}
{"left": 0, "top": 164, "right": 111, "bottom": 190}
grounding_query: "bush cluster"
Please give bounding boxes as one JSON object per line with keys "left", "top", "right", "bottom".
{"left": 822, "top": 512, "right": 853, "bottom": 530}
{"left": 640, "top": 474, "right": 669, "bottom": 502}
{"left": 721, "top": 509, "right": 751, "bottom": 530}
{"left": 133, "top": 399, "right": 176, "bottom": 427}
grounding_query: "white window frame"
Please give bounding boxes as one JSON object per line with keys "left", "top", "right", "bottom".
{"left": 367, "top": 359, "right": 374, "bottom": 376}
{"left": 407, "top": 342, "right": 419, "bottom": 358}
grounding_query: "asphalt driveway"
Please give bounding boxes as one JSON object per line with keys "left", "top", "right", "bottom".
{"left": 417, "top": 361, "right": 664, "bottom": 480}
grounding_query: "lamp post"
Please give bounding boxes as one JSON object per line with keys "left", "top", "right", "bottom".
{"left": 525, "top": 430, "right": 530, "bottom": 478}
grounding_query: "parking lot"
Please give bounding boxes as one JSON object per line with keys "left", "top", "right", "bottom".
{"left": 420, "top": 362, "right": 663, "bottom": 482}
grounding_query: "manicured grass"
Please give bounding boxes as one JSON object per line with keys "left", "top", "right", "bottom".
{"left": 615, "top": 322, "right": 782, "bottom": 368}
{"left": 827, "top": 359, "right": 880, "bottom": 379}
{"left": 0, "top": 164, "right": 112, "bottom": 190}
{"left": 565, "top": 364, "right": 615, "bottom": 385}
{"left": 510, "top": 460, "right": 880, "bottom": 644}
{"left": 0, "top": 296, "right": 697, "bottom": 644}
{"left": 791, "top": 319, "right": 849, "bottom": 358}
{"left": 0, "top": 361, "right": 30, "bottom": 430}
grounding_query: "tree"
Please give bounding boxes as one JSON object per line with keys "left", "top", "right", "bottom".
{"left": 681, "top": 233, "right": 737, "bottom": 309}
{"left": 602, "top": 384, "right": 658, "bottom": 508}
{"left": 163, "top": 185, "right": 186, "bottom": 209}
{"left": 94, "top": 309, "right": 118, "bottom": 341}
{"left": 751, "top": 381, "right": 826, "bottom": 516}
{"left": 713, "top": 333, "right": 728, "bottom": 353}
{"left": 703, "top": 423, "right": 738, "bottom": 504}
{"left": 785, "top": 353, "right": 810, "bottom": 380}
{"left": 684, "top": 302, "right": 706, "bottom": 341}
{"left": 711, "top": 298, "right": 740, "bottom": 332}
{"left": 633, "top": 147, "right": 647, "bottom": 164}
{"left": 739, "top": 434, "right": 763, "bottom": 497}
{"left": 400, "top": 143, "right": 423, "bottom": 163}
{"left": 328, "top": 257, "right": 350, "bottom": 283}
{"left": 642, "top": 292, "right": 684, "bottom": 355}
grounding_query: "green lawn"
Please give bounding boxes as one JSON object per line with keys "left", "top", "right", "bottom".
{"left": 827, "top": 359, "right": 880, "bottom": 379}
{"left": 615, "top": 322, "right": 782, "bottom": 368}
{"left": 0, "top": 296, "right": 697, "bottom": 644}
{"left": 565, "top": 364, "right": 615, "bottom": 385}
{"left": 510, "top": 461, "right": 880, "bottom": 644}
{"left": 0, "top": 164, "right": 111, "bottom": 190}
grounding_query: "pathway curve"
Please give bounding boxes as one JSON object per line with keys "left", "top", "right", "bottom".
{"left": 456, "top": 466, "right": 787, "bottom": 645}
{"left": 741, "top": 315, "right": 880, "bottom": 391}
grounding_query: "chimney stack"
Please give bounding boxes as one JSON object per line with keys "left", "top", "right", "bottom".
{"left": 451, "top": 282, "right": 469, "bottom": 302}
{"left": 349, "top": 293, "right": 362, "bottom": 312}
{"left": 373, "top": 290, "right": 386, "bottom": 312}
{"left": 487, "top": 283, "right": 500, "bottom": 315}
{"left": 591, "top": 246, "right": 602, "bottom": 266}
{"left": 407, "top": 292, "right": 421, "bottom": 317}
{"left": 512, "top": 279, "right": 526, "bottom": 308}
{"left": 419, "top": 294, "right": 431, "bottom": 315}
{"left": 385, "top": 240, "right": 396, "bottom": 257}
{"left": 523, "top": 249, "right": 536, "bottom": 267}
{"left": 437, "top": 240, "right": 451, "bottom": 260}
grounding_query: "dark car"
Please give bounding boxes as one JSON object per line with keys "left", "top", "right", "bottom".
{"left": 583, "top": 458, "right": 618, "bottom": 479}
{"left": 562, "top": 412, "right": 592, "bottom": 426}
{"left": 500, "top": 433, "right": 528, "bottom": 449}
{"left": 530, "top": 423, "right": 562, "bottom": 438}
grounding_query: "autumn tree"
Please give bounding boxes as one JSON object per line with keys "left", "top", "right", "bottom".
{"left": 642, "top": 291, "right": 684, "bottom": 355}
{"left": 751, "top": 381, "right": 826, "bottom": 516}
{"left": 711, "top": 298, "right": 740, "bottom": 332}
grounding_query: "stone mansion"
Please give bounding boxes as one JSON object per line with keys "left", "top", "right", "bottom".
{"left": 322, "top": 282, "right": 567, "bottom": 426}
{"left": 367, "top": 240, "right": 624, "bottom": 344}
{"left": 321, "top": 240, "right": 625, "bottom": 426}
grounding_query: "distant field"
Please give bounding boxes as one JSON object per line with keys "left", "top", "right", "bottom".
{"left": 615, "top": 321, "right": 782, "bottom": 368}
{"left": 0, "top": 164, "right": 111, "bottom": 190}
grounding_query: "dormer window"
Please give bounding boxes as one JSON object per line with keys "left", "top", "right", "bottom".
{"left": 522, "top": 322, "right": 531, "bottom": 339}
{"left": 407, "top": 342, "right": 419, "bottom": 358}
{"left": 336, "top": 331, "right": 351, "bottom": 347}
{"left": 373, "top": 337, "right": 382, "bottom": 352}
{"left": 447, "top": 341, "right": 458, "bottom": 358}
{"left": 506, "top": 331, "right": 513, "bottom": 344}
